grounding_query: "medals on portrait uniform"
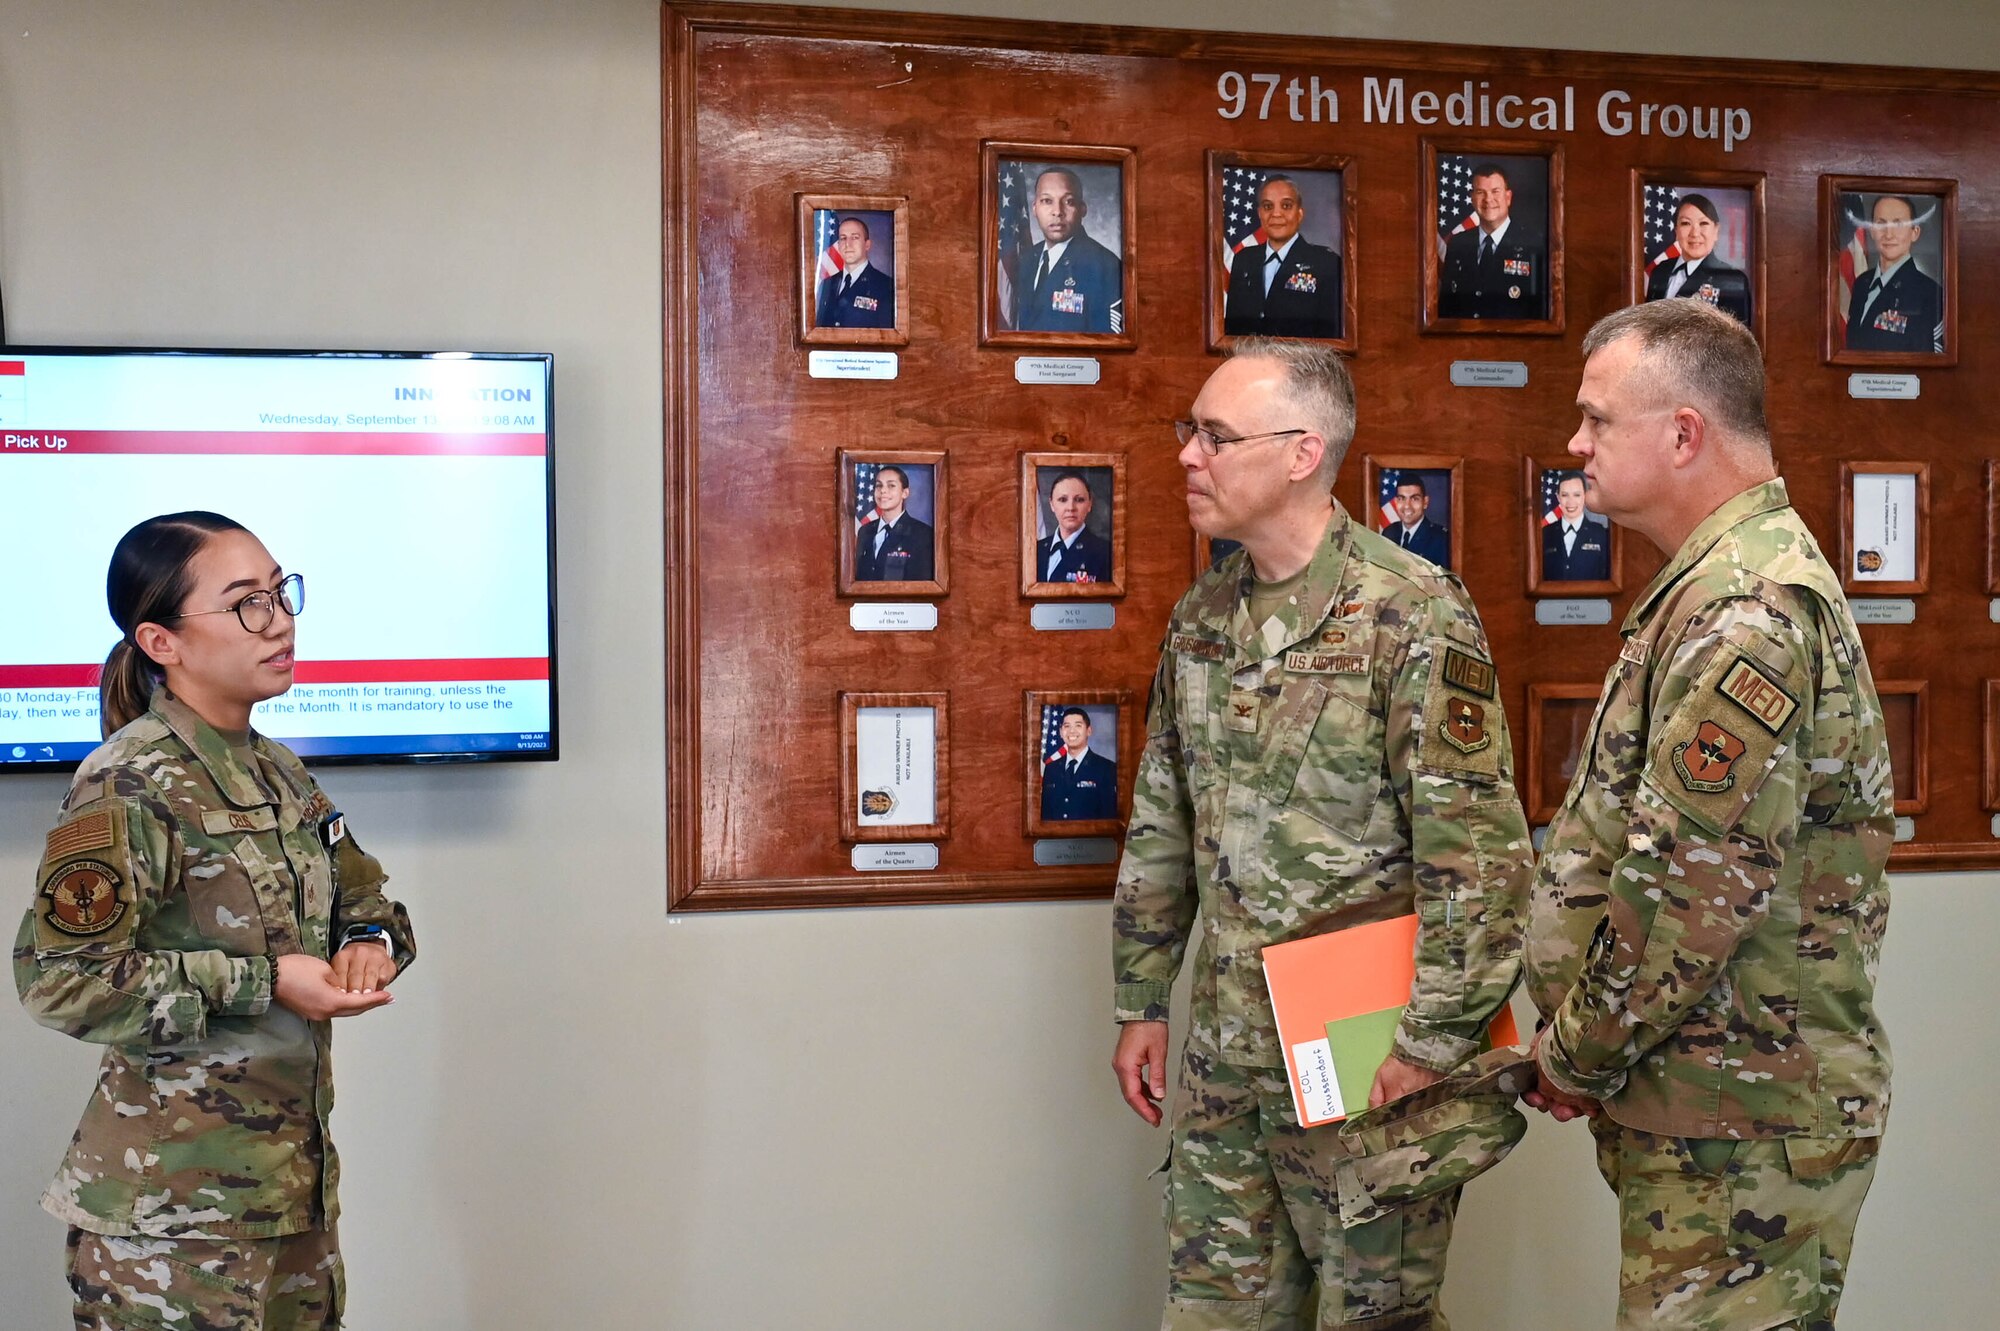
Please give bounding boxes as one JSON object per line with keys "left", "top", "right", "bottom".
{"left": 861, "top": 789, "right": 898, "bottom": 817}
{"left": 853, "top": 296, "right": 879, "bottom": 312}
{"left": 1873, "top": 308, "right": 1907, "bottom": 335}
{"left": 1503, "top": 257, "right": 1532, "bottom": 276}
{"left": 1052, "top": 285, "right": 1085, "bottom": 315}
{"left": 1696, "top": 284, "right": 1722, "bottom": 306}
{"left": 1285, "top": 270, "right": 1318, "bottom": 294}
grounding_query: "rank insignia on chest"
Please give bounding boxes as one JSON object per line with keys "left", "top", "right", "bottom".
{"left": 41, "top": 861, "right": 127, "bottom": 937}
{"left": 1873, "top": 308, "right": 1907, "bottom": 334}
{"left": 1441, "top": 647, "right": 1496, "bottom": 699}
{"left": 1052, "top": 287, "right": 1085, "bottom": 315}
{"left": 1672, "top": 719, "right": 1745, "bottom": 792}
{"left": 1285, "top": 270, "right": 1318, "bottom": 293}
{"left": 1284, "top": 649, "right": 1368, "bottom": 676}
{"left": 1440, "top": 697, "right": 1491, "bottom": 754}
{"left": 853, "top": 295, "right": 879, "bottom": 312}
{"left": 1227, "top": 695, "right": 1259, "bottom": 731}
{"left": 1503, "top": 257, "right": 1532, "bottom": 276}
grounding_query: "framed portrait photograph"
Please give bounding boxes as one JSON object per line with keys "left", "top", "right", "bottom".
{"left": 1985, "top": 681, "right": 2000, "bottom": 813}
{"left": 1821, "top": 176, "right": 1957, "bottom": 366}
{"left": 1526, "top": 683, "right": 1603, "bottom": 825}
{"left": 1421, "top": 139, "right": 1564, "bottom": 334}
{"left": 1839, "top": 461, "right": 1930, "bottom": 596}
{"left": 1876, "top": 681, "right": 1928, "bottom": 817}
{"left": 798, "top": 194, "right": 909, "bottom": 346}
{"left": 1206, "top": 151, "right": 1357, "bottom": 352}
{"left": 1526, "top": 458, "right": 1619, "bottom": 596}
{"left": 981, "top": 142, "right": 1135, "bottom": 350}
{"left": 1363, "top": 454, "right": 1463, "bottom": 573}
{"left": 840, "top": 692, "right": 949, "bottom": 842}
{"left": 837, "top": 450, "right": 947, "bottom": 597}
{"left": 1986, "top": 460, "right": 2000, "bottom": 596}
{"left": 1023, "top": 689, "right": 1132, "bottom": 838}
{"left": 1630, "top": 169, "right": 1765, "bottom": 345}
{"left": 1193, "top": 532, "right": 1245, "bottom": 579}
{"left": 1021, "top": 452, "right": 1126, "bottom": 598}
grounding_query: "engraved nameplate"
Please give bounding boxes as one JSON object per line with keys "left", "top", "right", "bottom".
{"left": 1449, "top": 360, "right": 1529, "bottom": 389}
{"left": 850, "top": 603, "right": 939, "bottom": 632}
{"left": 808, "top": 350, "right": 898, "bottom": 380}
{"left": 1847, "top": 374, "right": 1920, "bottom": 400}
{"left": 1893, "top": 817, "right": 1916, "bottom": 844}
{"left": 1849, "top": 599, "right": 1915, "bottom": 625}
{"left": 851, "top": 844, "right": 940, "bottom": 872}
{"left": 1015, "top": 357, "right": 1101, "bottom": 386}
{"left": 1032, "top": 837, "right": 1120, "bottom": 866}
{"left": 1031, "top": 603, "right": 1116, "bottom": 631}
{"left": 1535, "top": 599, "right": 1613, "bottom": 626}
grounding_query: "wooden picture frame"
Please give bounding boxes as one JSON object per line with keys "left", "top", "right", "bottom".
{"left": 1023, "top": 689, "right": 1134, "bottom": 838}
{"left": 1984, "top": 680, "right": 2000, "bottom": 813}
{"left": 1876, "top": 680, "right": 1928, "bottom": 817}
{"left": 1421, "top": 138, "right": 1565, "bottom": 335}
{"left": 839, "top": 692, "right": 949, "bottom": 842}
{"left": 798, "top": 194, "right": 909, "bottom": 346}
{"left": 1628, "top": 168, "right": 1767, "bottom": 347}
{"left": 1986, "top": 460, "right": 2000, "bottom": 596}
{"left": 1362, "top": 454, "right": 1464, "bottom": 574}
{"left": 1192, "top": 531, "right": 1244, "bottom": 578}
{"left": 1822, "top": 175, "right": 1957, "bottom": 367}
{"left": 1021, "top": 452, "right": 1128, "bottom": 597}
{"left": 1205, "top": 150, "right": 1358, "bottom": 353}
{"left": 837, "top": 449, "right": 948, "bottom": 597}
{"left": 1838, "top": 461, "right": 1930, "bottom": 596}
{"left": 981, "top": 142, "right": 1136, "bottom": 350}
{"left": 1525, "top": 683, "right": 1603, "bottom": 825}
{"left": 1525, "top": 457, "right": 1620, "bottom": 596}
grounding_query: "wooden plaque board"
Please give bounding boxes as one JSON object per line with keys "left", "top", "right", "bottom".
{"left": 667, "top": 2, "right": 2000, "bottom": 909}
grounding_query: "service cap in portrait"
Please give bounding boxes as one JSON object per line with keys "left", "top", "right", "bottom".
{"left": 997, "top": 160, "right": 1125, "bottom": 335}
{"left": 1641, "top": 185, "right": 1755, "bottom": 328}
{"left": 1436, "top": 154, "right": 1550, "bottom": 321}
{"left": 1038, "top": 703, "right": 1119, "bottom": 822}
{"left": 1219, "top": 165, "right": 1345, "bottom": 341}
{"left": 1538, "top": 468, "right": 1611, "bottom": 583}
{"left": 1837, "top": 191, "right": 1946, "bottom": 355}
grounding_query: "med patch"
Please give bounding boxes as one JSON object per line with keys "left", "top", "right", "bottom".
{"left": 1442, "top": 647, "right": 1496, "bottom": 699}
{"left": 1416, "top": 639, "right": 1503, "bottom": 782}
{"left": 1716, "top": 654, "right": 1800, "bottom": 735}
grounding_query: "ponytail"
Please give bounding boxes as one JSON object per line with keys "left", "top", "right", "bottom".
{"left": 99, "top": 511, "right": 248, "bottom": 738}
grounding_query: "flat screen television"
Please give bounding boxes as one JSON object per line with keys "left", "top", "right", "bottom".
{"left": 0, "top": 346, "right": 557, "bottom": 771}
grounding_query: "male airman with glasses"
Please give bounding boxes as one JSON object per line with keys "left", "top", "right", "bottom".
{"left": 1111, "top": 337, "right": 1531, "bottom": 1330}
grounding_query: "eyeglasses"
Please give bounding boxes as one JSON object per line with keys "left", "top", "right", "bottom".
{"left": 1172, "top": 420, "right": 1308, "bottom": 457}
{"left": 166, "top": 574, "right": 305, "bottom": 633}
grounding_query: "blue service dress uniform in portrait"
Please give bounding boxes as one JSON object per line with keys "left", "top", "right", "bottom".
{"left": 1038, "top": 526, "right": 1112, "bottom": 584}
{"left": 1645, "top": 254, "right": 1753, "bottom": 326}
{"left": 854, "top": 512, "right": 934, "bottom": 581}
{"left": 1440, "top": 220, "right": 1545, "bottom": 319}
{"left": 1387, "top": 517, "right": 1450, "bottom": 569}
{"left": 1010, "top": 231, "right": 1123, "bottom": 334}
{"left": 817, "top": 262, "right": 896, "bottom": 329}
{"left": 1542, "top": 516, "right": 1611, "bottom": 581}
{"left": 1845, "top": 258, "right": 1943, "bottom": 352}
{"left": 1223, "top": 237, "right": 1343, "bottom": 339}
{"left": 1042, "top": 746, "right": 1119, "bottom": 820}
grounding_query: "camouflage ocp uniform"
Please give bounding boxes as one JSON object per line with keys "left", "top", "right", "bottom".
{"left": 1526, "top": 480, "right": 1892, "bottom": 1330}
{"left": 1114, "top": 506, "right": 1532, "bottom": 1330}
{"left": 15, "top": 689, "right": 415, "bottom": 1330}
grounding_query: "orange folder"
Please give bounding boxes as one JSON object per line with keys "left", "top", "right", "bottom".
{"left": 1262, "top": 913, "right": 1519, "bottom": 1127}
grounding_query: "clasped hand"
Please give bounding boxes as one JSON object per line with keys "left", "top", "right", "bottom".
{"left": 273, "top": 945, "right": 399, "bottom": 1020}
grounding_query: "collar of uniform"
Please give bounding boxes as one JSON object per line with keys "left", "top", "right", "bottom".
{"left": 1620, "top": 478, "right": 1791, "bottom": 634}
{"left": 149, "top": 689, "right": 275, "bottom": 811}
{"left": 1218, "top": 504, "right": 1355, "bottom": 658}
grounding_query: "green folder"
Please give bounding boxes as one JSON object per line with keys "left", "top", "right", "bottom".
{"left": 1325, "top": 1005, "right": 1405, "bottom": 1119}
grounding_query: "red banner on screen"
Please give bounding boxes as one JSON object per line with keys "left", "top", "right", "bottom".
{"left": 0, "top": 431, "right": 544, "bottom": 456}
{"left": 0, "top": 658, "right": 549, "bottom": 688}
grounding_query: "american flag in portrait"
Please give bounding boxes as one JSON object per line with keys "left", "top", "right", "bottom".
{"left": 1221, "top": 165, "right": 1271, "bottom": 263}
{"left": 995, "top": 159, "right": 1039, "bottom": 328}
{"left": 1376, "top": 467, "right": 1406, "bottom": 530}
{"left": 1041, "top": 705, "right": 1068, "bottom": 765}
{"left": 852, "top": 459, "right": 881, "bottom": 531}
{"left": 1435, "top": 155, "right": 1479, "bottom": 258}
{"left": 1642, "top": 184, "right": 1682, "bottom": 276}
{"left": 814, "top": 210, "right": 844, "bottom": 283}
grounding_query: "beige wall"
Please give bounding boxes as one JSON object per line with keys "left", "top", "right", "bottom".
{"left": 0, "top": 2, "right": 1994, "bottom": 1326}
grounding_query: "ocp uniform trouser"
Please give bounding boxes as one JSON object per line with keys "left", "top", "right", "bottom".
{"left": 68, "top": 1224, "right": 344, "bottom": 1331}
{"left": 1591, "top": 1122, "right": 1881, "bottom": 1331}
{"left": 1162, "top": 1044, "right": 1456, "bottom": 1331}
